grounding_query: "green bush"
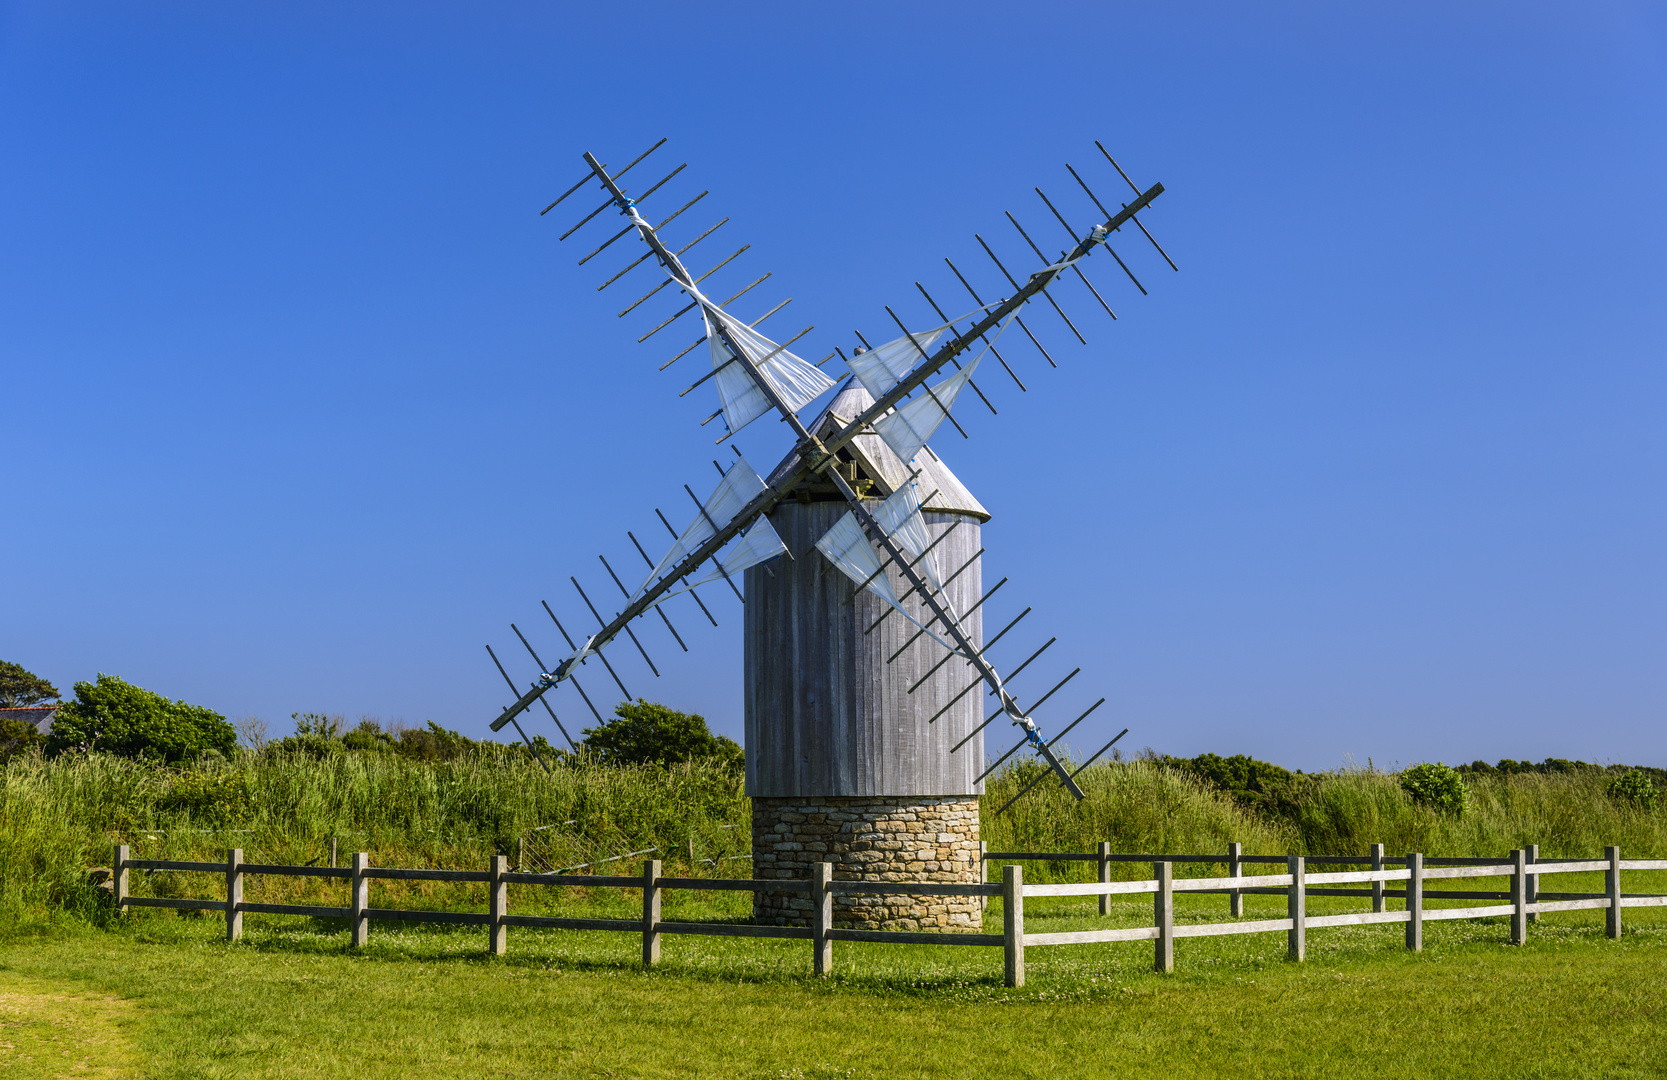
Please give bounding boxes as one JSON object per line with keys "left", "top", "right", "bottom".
{"left": 270, "top": 715, "right": 556, "bottom": 765}
{"left": 1399, "top": 761, "right": 1470, "bottom": 816}
{"left": 1608, "top": 770, "right": 1658, "bottom": 807}
{"left": 156, "top": 767, "right": 252, "bottom": 825}
{"left": 1156, "top": 752, "right": 1304, "bottom": 813}
{"left": 46, "top": 675, "right": 236, "bottom": 763}
{"left": 0, "top": 718, "right": 46, "bottom": 765}
{"left": 582, "top": 699, "right": 742, "bottom": 767}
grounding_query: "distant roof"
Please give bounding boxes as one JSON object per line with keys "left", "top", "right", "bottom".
{"left": 765, "top": 381, "right": 990, "bottom": 522}
{"left": 0, "top": 705, "right": 60, "bottom": 733}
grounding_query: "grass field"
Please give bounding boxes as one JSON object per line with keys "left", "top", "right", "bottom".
{"left": 3, "top": 752, "right": 1664, "bottom": 1075}
{"left": 2, "top": 889, "right": 1663, "bottom": 1079}
{"left": 5, "top": 751, "right": 1663, "bottom": 932}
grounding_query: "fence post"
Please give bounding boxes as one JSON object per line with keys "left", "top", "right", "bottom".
{"left": 226, "top": 848, "right": 243, "bottom": 942}
{"left": 979, "top": 841, "right": 988, "bottom": 913}
{"left": 1228, "top": 841, "right": 1242, "bottom": 917}
{"left": 1606, "top": 845, "right": 1621, "bottom": 939}
{"left": 351, "top": 852, "right": 369, "bottom": 947}
{"left": 1525, "top": 843, "right": 1539, "bottom": 923}
{"left": 1510, "top": 848, "right": 1527, "bottom": 945}
{"left": 113, "top": 844, "right": 129, "bottom": 916}
{"left": 1370, "top": 843, "right": 1384, "bottom": 914}
{"left": 330, "top": 837, "right": 337, "bottom": 869}
{"left": 1405, "top": 852, "right": 1423, "bottom": 952}
{"left": 642, "top": 858, "right": 661, "bottom": 969}
{"left": 812, "top": 861, "right": 833, "bottom": 976}
{"left": 488, "top": 854, "right": 508, "bottom": 956}
{"left": 1154, "top": 861, "right": 1174, "bottom": 973}
{"left": 1099, "top": 842, "right": 1112, "bottom": 917}
{"left": 1287, "top": 856, "right": 1305, "bottom": 962}
{"left": 517, "top": 836, "right": 525, "bottom": 871}
{"left": 1003, "top": 865, "right": 1024, "bottom": 988}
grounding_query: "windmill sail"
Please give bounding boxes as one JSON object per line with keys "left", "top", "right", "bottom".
{"left": 635, "top": 455, "right": 769, "bottom": 601}
{"left": 871, "top": 314, "right": 1015, "bottom": 464}
{"left": 872, "top": 358, "right": 982, "bottom": 464}
{"left": 814, "top": 512, "right": 966, "bottom": 655}
{"left": 845, "top": 302, "right": 1001, "bottom": 401}
{"left": 494, "top": 138, "right": 1176, "bottom": 810}
{"left": 815, "top": 513, "right": 897, "bottom": 605}
{"left": 651, "top": 517, "right": 787, "bottom": 604}
{"left": 871, "top": 479, "right": 947, "bottom": 597}
{"left": 847, "top": 327, "right": 949, "bottom": 401}
{"left": 705, "top": 308, "right": 836, "bottom": 435}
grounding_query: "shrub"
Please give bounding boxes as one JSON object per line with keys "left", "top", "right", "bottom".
{"left": 46, "top": 674, "right": 236, "bottom": 763}
{"left": 1399, "top": 761, "right": 1470, "bottom": 816}
{"left": 1607, "top": 770, "right": 1658, "bottom": 807}
{"left": 582, "top": 699, "right": 741, "bottom": 767}
{"left": 1157, "top": 752, "right": 1303, "bottom": 813}
{"left": 266, "top": 714, "right": 557, "bottom": 767}
{"left": 0, "top": 717, "right": 46, "bottom": 764}
{"left": 156, "top": 767, "right": 252, "bottom": 825}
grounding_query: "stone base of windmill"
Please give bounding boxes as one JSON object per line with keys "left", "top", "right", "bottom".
{"left": 751, "top": 796, "right": 983, "bottom": 931}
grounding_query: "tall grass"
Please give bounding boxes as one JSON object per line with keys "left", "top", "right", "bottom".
{"left": 989, "top": 760, "right": 1667, "bottom": 866}
{"left": 981, "top": 760, "right": 1286, "bottom": 879}
{"left": 2, "top": 749, "right": 1663, "bottom": 930}
{"left": 0, "top": 750, "right": 746, "bottom": 931}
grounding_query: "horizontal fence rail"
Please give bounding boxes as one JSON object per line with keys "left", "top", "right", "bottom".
{"left": 109, "top": 841, "right": 1662, "bottom": 986}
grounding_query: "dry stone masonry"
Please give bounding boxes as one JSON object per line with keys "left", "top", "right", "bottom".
{"left": 752, "top": 795, "right": 982, "bottom": 930}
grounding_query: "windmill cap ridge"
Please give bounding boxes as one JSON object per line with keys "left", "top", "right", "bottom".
{"left": 765, "top": 382, "right": 990, "bottom": 521}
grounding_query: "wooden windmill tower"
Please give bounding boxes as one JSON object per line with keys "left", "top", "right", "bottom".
{"left": 485, "top": 139, "right": 1167, "bottom": 929}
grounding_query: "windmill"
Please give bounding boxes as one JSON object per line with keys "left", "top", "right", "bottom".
{"left": 485, "top": 138, "right": 1169, "bottom": 929}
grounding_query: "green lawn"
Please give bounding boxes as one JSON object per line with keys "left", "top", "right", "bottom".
{"left": 1, "top": 890, "right": 1663, "bottom": 1079}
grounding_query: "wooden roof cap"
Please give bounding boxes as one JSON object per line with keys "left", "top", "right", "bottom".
{"left": 765, "top": 382, "right": 990, "bottom": 521}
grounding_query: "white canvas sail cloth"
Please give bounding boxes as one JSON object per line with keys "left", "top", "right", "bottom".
{"left": 844, "top": 302, "right": 1003, "bottom": 402}
{"left": 872, "top": 479, "right": 947, "bottom": 597}
{"left": 705, "top": 307, "right": 836, "bottom": 436}
{"left": 633, "top": 454, "right": 769, "bottom": 604}
{"left": 847, "top": 327, "right": 949, "bottom": 401}
{"left": 613, "top": 197, "right": 832, "bottom": 436}
{"left": 649, "top": 517, "right": 788, "bottom": 605}
{"left": 814, "top": 513, "right": 966, "bottom": 655}
{"left": 871, "top": 313, "right": 1017, "bottom": 464}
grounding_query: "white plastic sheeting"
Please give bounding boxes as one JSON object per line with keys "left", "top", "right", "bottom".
{"left": 634, "top": 455, "right": 769, "bottom": 603}
{"left": 871, "top": 314, "right": 1015, "bottom": 464}
{"left": 705, "top": 308, "right": 836, "bottom": 436}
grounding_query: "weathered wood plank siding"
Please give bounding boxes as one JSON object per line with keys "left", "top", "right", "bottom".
{"left": 745, "top": 502, "right": 985, "bottom": 797}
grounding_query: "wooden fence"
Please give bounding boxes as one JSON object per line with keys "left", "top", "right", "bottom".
{"left": 111, "top": 843, "right": 1667, "bottom": 987}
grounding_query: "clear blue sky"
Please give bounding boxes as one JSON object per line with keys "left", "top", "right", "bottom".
{"left": 2, "top": 3, "right": 1662, "bottom": 769}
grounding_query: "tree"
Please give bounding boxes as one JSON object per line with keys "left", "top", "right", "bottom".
{"left": 581, "top": 699, "right": 742, "bottom": 767}
{"left": 0, "top": 660, "right": 60, "bottom": 708}
{"left": 47, "top": 674, "right": 237, "bottom": 763}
